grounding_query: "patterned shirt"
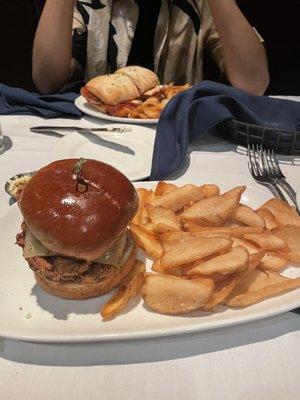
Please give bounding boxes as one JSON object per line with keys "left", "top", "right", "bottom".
{"left": 72, "top": 0, "right": 224, "bottom": 84}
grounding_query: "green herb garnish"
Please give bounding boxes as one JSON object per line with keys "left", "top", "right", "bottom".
{"left": 73, "top": 158, "right": 88, "bottom": 193}
{"left": 73, "top": 158, "right": 87, "bottom": 174}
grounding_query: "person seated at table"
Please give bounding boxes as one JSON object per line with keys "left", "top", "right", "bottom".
{"left": 32, "top": 0, "right": 269, "bottom": 95}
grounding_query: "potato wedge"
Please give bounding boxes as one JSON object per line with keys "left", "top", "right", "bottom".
{"left": 224, "top": 269, "right": 300, "bottom": 308}
{"left": 130, "top": 224, "right": 163, "bottom": 260}
{"left": 186, "top": 226, "right": 231, "bottom": 235}
{"left": 259, "top": 198, "right": 300, "bottom": 227}
{"left": 141, "top": 222, "right": 155, "bottom": 234}
{"left": 187, "top": 245, "right": 249, "bottom": 276}
{"left": 146, "top": 205, "right": 180, "bottom": 233}
{"left": 231, "top": 204, "right": 266, "bottom": 228}
{"left": 101, "top": 260, "right": 145, "bottom": 319}
{"left": 257, "top": 208, "right": 278, "bottom": 230}
{"left": 281, "top": 252, "right": 300, "bottom": 264}
{"left": 273, "top": 225, "right": 300, "bottom": 251}
{"left": 232, "top": 237, "right": 260, "bottom": 254}
{"left": 243, "top": 233, "right": 289, "bottom": 252}
{"left": 131, "top": 188, "right": 149, "bottom": 225}
{"left": 152, "top": 259, "right": 193, "bottom": 277}
{"left": 154, "top": 181, "right": 177, "bottom": 196}
{"left": 149, "top": 184, "right": 204, "bottom": 212}
{"left": 228, "top": 226, "right": 264, "bottom": 238}
{"left": 232, "top": 237, "right": 288, "bottom": 271}
{"left": 201, "top": 251, "right": 265, "bottom": 310}
{"left": 190, "top": 231, "right": 232, "bottom": 239}
{"left": 142, "top": 274, "right": 214, "bottom": 314}
{"left": 179, "top": 186, "right": 246, "bottom": 226}
{"left": 199, "top": 184, "right": 220, "bottom": 198}
{"left": 160, "top": 231, "right": 191, "bottom": 252}
{"left": 160, "top": 237, "right": 232, "bottom": 271}
{"left": 259, "top": 252, "right": 289, "bottom": 271}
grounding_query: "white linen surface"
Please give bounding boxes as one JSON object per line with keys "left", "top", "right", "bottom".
{"left": 0, "top": 110, "right": 299, "bottom": 400}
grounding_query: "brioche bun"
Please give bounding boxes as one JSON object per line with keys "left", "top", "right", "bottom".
{"left": 19, "top": 159, "right": 138, "bottom": 261}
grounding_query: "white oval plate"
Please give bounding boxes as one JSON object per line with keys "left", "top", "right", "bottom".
{"left": 49, "top": 125, "right": 156, "bottom": 181}
{"left": 75, "top": 95, "right": 159, "bottom": 124}
{"left": 0, "top": 180, "right": 299, "bottom": 343}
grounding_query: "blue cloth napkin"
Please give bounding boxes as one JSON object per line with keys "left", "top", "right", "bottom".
{"left": 0, "top": 83, "right": 82, "bottom": 118}
{"left": 150, "top": 80, "right": 300, "bottom": 180}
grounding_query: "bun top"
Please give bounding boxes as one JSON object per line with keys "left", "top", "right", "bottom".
{"left": 19, "top": 159, "right": 138, "bottom": 261}
{"left": 116, "top": 66, "right": 160, "bottom": 94}
{"left": 86, "top": 74, "right": 140, "bottom": 105}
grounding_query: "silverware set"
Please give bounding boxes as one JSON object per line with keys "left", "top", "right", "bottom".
{"left": 248, "top": 144, "right": 299, "bottom": 211}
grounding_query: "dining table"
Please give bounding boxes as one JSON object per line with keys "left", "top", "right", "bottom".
{"left": 0, "top": 98, "right": 300, "bottom": 400}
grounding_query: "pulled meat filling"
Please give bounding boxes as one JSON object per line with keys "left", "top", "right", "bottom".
{"left": 16, "top": 229, "right": 130, "bottom": 284}
{"left": 27, "top": 256, "right": 116, "bottom": 284}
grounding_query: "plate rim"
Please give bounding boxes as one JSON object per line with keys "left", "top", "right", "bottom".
{"left": 0, "top": 298, "right": 299, "bottom": 343}
{"left": 0, "top": 180, "right": 299, "bottom": 343}
{"left": 75, "top": 95, "right": 159, "bottom": 125}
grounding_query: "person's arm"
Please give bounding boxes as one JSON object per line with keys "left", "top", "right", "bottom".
{"left": 32, "top": 0, "right": 78, "bottom": 94}
{"left": 207, "top": 0, "right": 269, "bottom": 95}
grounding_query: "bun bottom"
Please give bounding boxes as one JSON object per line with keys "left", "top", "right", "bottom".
{"left": 34, "top": 241, "right": 136, "bottom": 300}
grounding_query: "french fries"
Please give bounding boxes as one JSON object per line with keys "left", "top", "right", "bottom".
{"left": 243, "top": 233, "right": 289, "bottom": 253}
{"left": 257, "top": 208, "right": 278, "bottom": 230}
{"left": 199, "top": 184, "right": 220, "bottom": 198}
{"left": 160, "top": 237, "right": 232, "bottom": 271}
{"left": 259, "top": 252, "right": 289, "bottom": 271}
{"left": 179, "top": 186, "right": 246, "bottom": 226}
{"left": 273, "top": 225, "right": 300, "bottom": 263}
{"left": 128, "top": 181, "right": 300, "bottom": 317}
{"left": 154, "top": 181, "right": 177, "bottom": 196}
{"left": 187, "top": 246, "right": 249, "bottom": 276}
{"left": 231, "top": 204, "right": 266, "bottom": 228}
{"left": 224, "top": 270, "right": 300, "bottom": 308}
{"left": 130, "top": 224, "right": 163, "bottom": 260}
{"left": 201, "top": 251, "right": 265, "bottom": 310}
{"left": 142, "top": 274, "right": 214, "bottom": 314}
{"left": 149, "top": 184, "right": 204, "bottom": 212}
{"left": 146, "top": 205, "right": 180, "bottom": 233}
{"left": 258, "top": 198, "right": 300, "bottom": 227}
{"left": 101, "top": 260, "right": 146, "bottom": 319}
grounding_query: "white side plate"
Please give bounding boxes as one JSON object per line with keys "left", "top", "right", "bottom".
{"left": 0, "top": 181, "right": 299, "bottom": 342}
{"left": 50, "top": 125, "right": 156, "bottom": 181}
{"left": 75, "top": 95, "right": 159, "bottom": 124}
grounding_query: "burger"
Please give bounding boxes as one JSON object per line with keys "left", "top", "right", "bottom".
{"left": 16, "top": 159, "right": 138, "bottom": 300}
{"left": 81, "top": 65, "right": 161, "bottom": 118}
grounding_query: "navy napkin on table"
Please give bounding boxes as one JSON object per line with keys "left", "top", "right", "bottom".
{"left": 150, "top": 80, "right": 300, "bottom": 180}
{"left": 0, "top": 83, "right": 82, "bottom": 118}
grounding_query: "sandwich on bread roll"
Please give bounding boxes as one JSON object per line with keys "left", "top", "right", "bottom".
{"left": 81, "top": 66, "right": 161, "bottom": 117}
{"left": 16, "top": 159, "right": 138, "bottom": 300}
{"left": 115, "top": 66, "right": 159, "bottom": 94}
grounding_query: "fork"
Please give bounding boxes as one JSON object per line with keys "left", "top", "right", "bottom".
{"left": 261, "top": 148, "right": 298, "bottom": 207}
{"left": 248, "top": 144, "right": 288, "bottom": 202}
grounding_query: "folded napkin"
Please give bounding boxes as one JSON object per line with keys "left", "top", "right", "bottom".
{"left": 0, "top": 83, "right": 82, "bottom": 118}
{"left": 150, "top": 80, "right": 300, "bottom": 180}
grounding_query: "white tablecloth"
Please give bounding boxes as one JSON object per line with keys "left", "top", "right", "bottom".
{"left": 0, "top": 112, "right": 299, "bottom": 400}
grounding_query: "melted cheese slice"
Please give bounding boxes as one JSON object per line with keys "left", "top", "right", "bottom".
{"left": 23, "top": 229, "right": 127, "bottom": 267}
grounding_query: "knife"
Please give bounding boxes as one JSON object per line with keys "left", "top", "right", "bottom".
{"left": 30, "top": 126, "right": 132, "bottom": 133}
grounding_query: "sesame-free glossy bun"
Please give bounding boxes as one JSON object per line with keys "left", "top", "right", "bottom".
{"left": 19, "top": 159, "right": 138, "bottom": 261}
